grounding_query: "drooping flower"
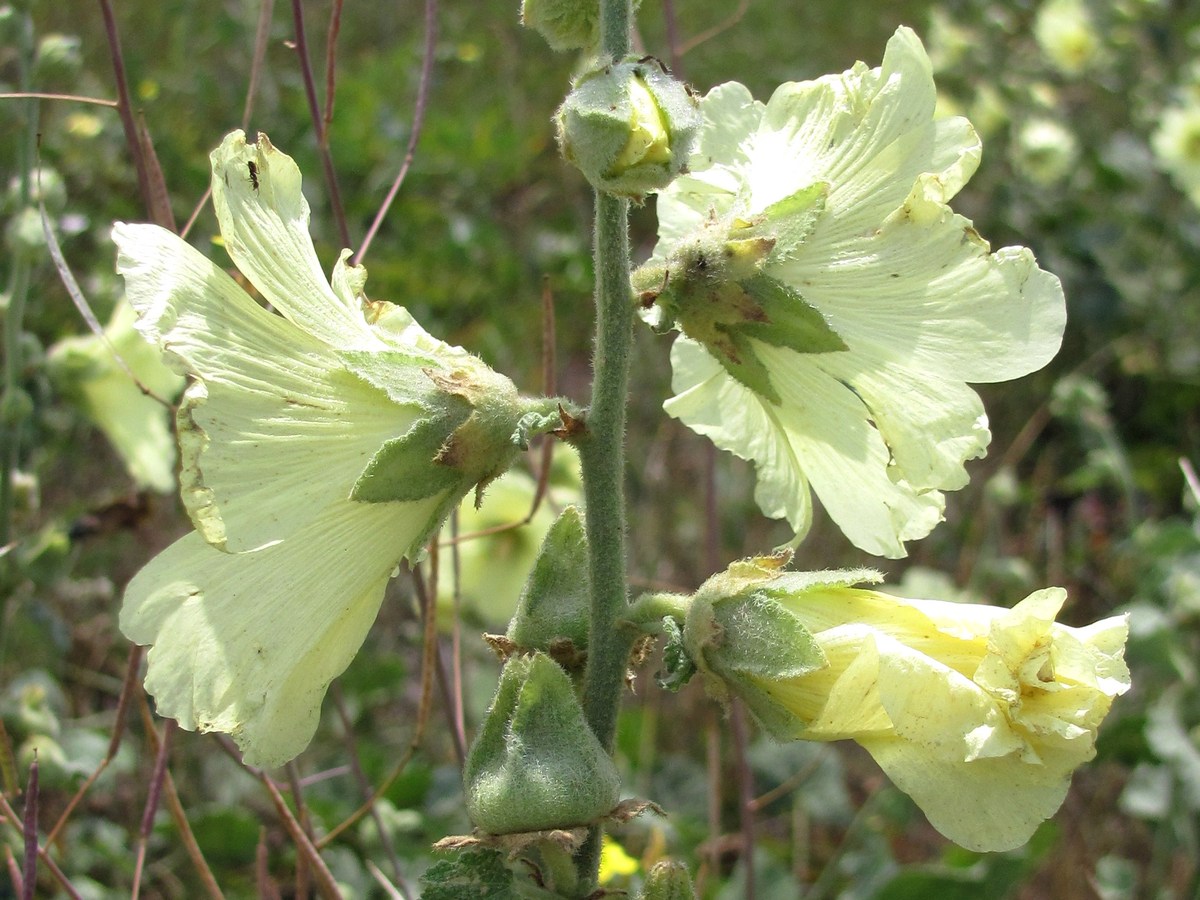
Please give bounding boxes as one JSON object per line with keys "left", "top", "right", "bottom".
{"left": 115, "top": 131, "right": 562, "bottom": 767}
{"left": 635, "top": 28, "right": 1066, "bottom": 557}
{"left": 47, "top": 300, "right": 184, "bottom": 492}
{"left": 676, "top": 555, "right": 1130, "bottom": 852}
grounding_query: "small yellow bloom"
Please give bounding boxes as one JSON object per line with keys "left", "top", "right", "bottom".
{"left": 683, "top": 559, "right": 1130, "bottom": 851}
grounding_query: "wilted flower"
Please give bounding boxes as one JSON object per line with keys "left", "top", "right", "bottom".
{"left": 116, "top": 131, "right": 562, "bottom": 767}
{"left": 47, "top": 300, "right": 184, "bottom": 492}
{"left": 636, "top": 28, "right": 1065, "bottom": 557}
{"left": 679, "top": 555, "right": 1130, "bottom": 851}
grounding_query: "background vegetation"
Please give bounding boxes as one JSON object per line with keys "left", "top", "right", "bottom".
{"left": 3, "top": 0, "right": 1200, "bottom": 896}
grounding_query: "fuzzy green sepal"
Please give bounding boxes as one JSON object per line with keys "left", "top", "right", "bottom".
{"left": 464, "top": 653, "right": 621, "bottom": 835}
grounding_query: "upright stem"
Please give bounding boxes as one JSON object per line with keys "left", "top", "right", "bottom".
{"left": 580, "top": 190, "right": 633, "bottom": 753}
{"left": 575, "top": 0, "right": 633, "bottom": 890}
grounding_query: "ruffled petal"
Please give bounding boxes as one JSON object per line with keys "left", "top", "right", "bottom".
{"left": 665, "top": 337, "right": 813, "bottom": 542}
{"left": 122, "top": 495, "right": 443, "bottom": 768}
{"left": 774, "top": 194, "right": 1066, "bottom": 385}
{"left": 114, "top": 222, "right": 420, "bottom": 552}
{"left": 210, "top": 131, "right": 384, "bottom": 351}
{"left": 648, "top": 28, "right": 1067, "bottom": 557}
{"left": 666, "top": 338, "right": 947, "bottom": 558}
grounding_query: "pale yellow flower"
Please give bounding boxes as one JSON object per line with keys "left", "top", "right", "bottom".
{"left": 683, "top": 559, "right": 1130, "bottom": 851}
{"left": 116, "top": 131, "right": 558, "bottom": 766}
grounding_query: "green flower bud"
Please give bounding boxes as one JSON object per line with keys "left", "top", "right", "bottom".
{"left": 5, "top": 166, "right": 68, "bottom": 216}
{"left": 6, "top": 205, "right": 48, "bottom": 260}
{"left": 520, "top": 0, "right": 598, "bottom": 51}
{"left": 637, "top": 861, "right": 697, "bottom": 900}
{"left": 33, "top": 33, "right": 82, "bottom": 84}
{"left": 505, "top": 506, "right": 591, "bottom": 665}
{"left": 464, "top": 653, "right": 621, "bottom": 834}
{"left": 556, "top": 57, "right": 699, "bottom": 199}
{"left": 2, "top": 670, "right": 67, "bottom": 738}
{"left": 0, "top": 386, "right": 34, "bottom": 426}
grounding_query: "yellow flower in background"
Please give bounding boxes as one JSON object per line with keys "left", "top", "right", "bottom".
{"left": 1153, "top": 99, "right": 1200, "bottom": 209}
{"left": 116, "top": 131, "right": 561, "bottom": 767}
{"left": 47, "top": 300, "right": 184, "bottom": 493}
{"left": 636, "top": 28, "right": 1065, "bottom": 558}
{"left": 681, "top": 557, "right": 1130, "bottom": 852}
{"left": 1034, "top": 0, "right": 1102, "bottom": 76}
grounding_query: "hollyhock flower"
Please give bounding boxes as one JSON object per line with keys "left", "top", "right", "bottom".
{"left": 678, "top": 555, "right": 1130, "bottom": 851}
{"left": 635, "top": 28, "right": 1066, "bottom": 557}
{"left": 116, "top": 131, "right": 561, "bottom": 767}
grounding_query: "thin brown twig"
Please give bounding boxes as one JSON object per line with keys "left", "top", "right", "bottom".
{"left": 0, "top": 795, "right": 81, "bottom": 900}
{"left": 97, "top": 0, "right": 174, "bottom": 230}
{"left": 256, "top": 828, "right": 282, "bottom": 900}
{"left": 322, "top": 0, "right": 344, "bottom": 136}
{"left": 0, "top": 91, "right": 117, "bottom": 106}
{"left": 284, "top": 762, "right": 313, "bottom": 899}
{"left": 260, "top": 776, "right": 342, "bottom": 900}
{"left": 242, "top": 0, "right": 276, "bottom": 131}
{"left": 329, "top": 685, "right": 407, "bottom": 887}
{"left": 4, "top": 845, "right": 22, "bottom": 897}
{"left": 290, "top": 0, "right": 351, "bottom": 249}
{"left": 132, "top": 720, "right": 175, "bottom": 900}
{"left": 46, "top": 645, "right": 144, "bottom": 845}
{"left": 354, "top": 0, "right": 439, "bottom": 264}
{"left": 137, "top": 697, "right": 224, "bottom": 899}
{"left": 661, "top": 0, "right": 682, "bottom": 75}
{"left": 677, "top": 0, "right": 751, "bottom": 57}
{"left": 365, "top": 860, "right": 407, "bottom": 899}
{"left": 412, "top": 566, "right": 467, "bottom": 766}
{"left": 20, "top": 755, "right": 36, "bottom": 900}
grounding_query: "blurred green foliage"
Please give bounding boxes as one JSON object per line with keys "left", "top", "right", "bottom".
{"left": 2, "top": 0, "right": 1200, "bottom": 896}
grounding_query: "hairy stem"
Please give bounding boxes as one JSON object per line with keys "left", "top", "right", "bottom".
{"left": 575, "top": 0, "right": 634, "bottom": 890}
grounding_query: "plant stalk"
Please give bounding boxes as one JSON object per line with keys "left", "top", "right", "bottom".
{"left": 575, "top": 0, "right": 634, "bottom": 890}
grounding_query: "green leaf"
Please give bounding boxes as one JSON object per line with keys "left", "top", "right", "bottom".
{"left": 658, "top": 615, "right": 697, "bottom": 692}
{"left": 421, "top": 850, "right": 519, "bottom": 899}
{"left": 740, "top": 274, "right": 848, "bottom": 354}
{"left": 350, "top": 413, "right": 469, "bottom": 503}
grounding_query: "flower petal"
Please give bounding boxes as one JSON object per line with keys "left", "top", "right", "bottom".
{"left": 774, "top": 194, "right": 1066, "bottom": 385}
{"left": 665, "top": 337, "right": 813, "bottom": 543}
{"left": 122, "top": 495, "right": 443, "bottom": 767}
{"left": 666, "top": 338, "right": 948, "bottom": 558}
{"left": 114, "top": 222, "right": 420, "bottom": 552}
{"left": 210, "top": 130, "right": 383, "bottom": 351}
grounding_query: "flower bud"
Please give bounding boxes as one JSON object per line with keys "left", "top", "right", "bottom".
{"left": 5, "top": 205, "right": 48, "bottom": 260}
{"left": 505, "top": 506, "right": 591, "bottom": 664}
{"left": 556, "top": 57, "right": 699, "bottom": 198}
{"left": 464, "top": 653, "right": 620, "bottom": 834}
{"left": 637, "top": 861, "right": 697, "bottom": 900}
{"left": 33, "top": 33, "right": 82, "bottom": 84}
{"left": 520, "top": 0, "right": 598, "bottom": 51}
{"left": 0, "top": 386, "right": 34, "bottom": 426}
